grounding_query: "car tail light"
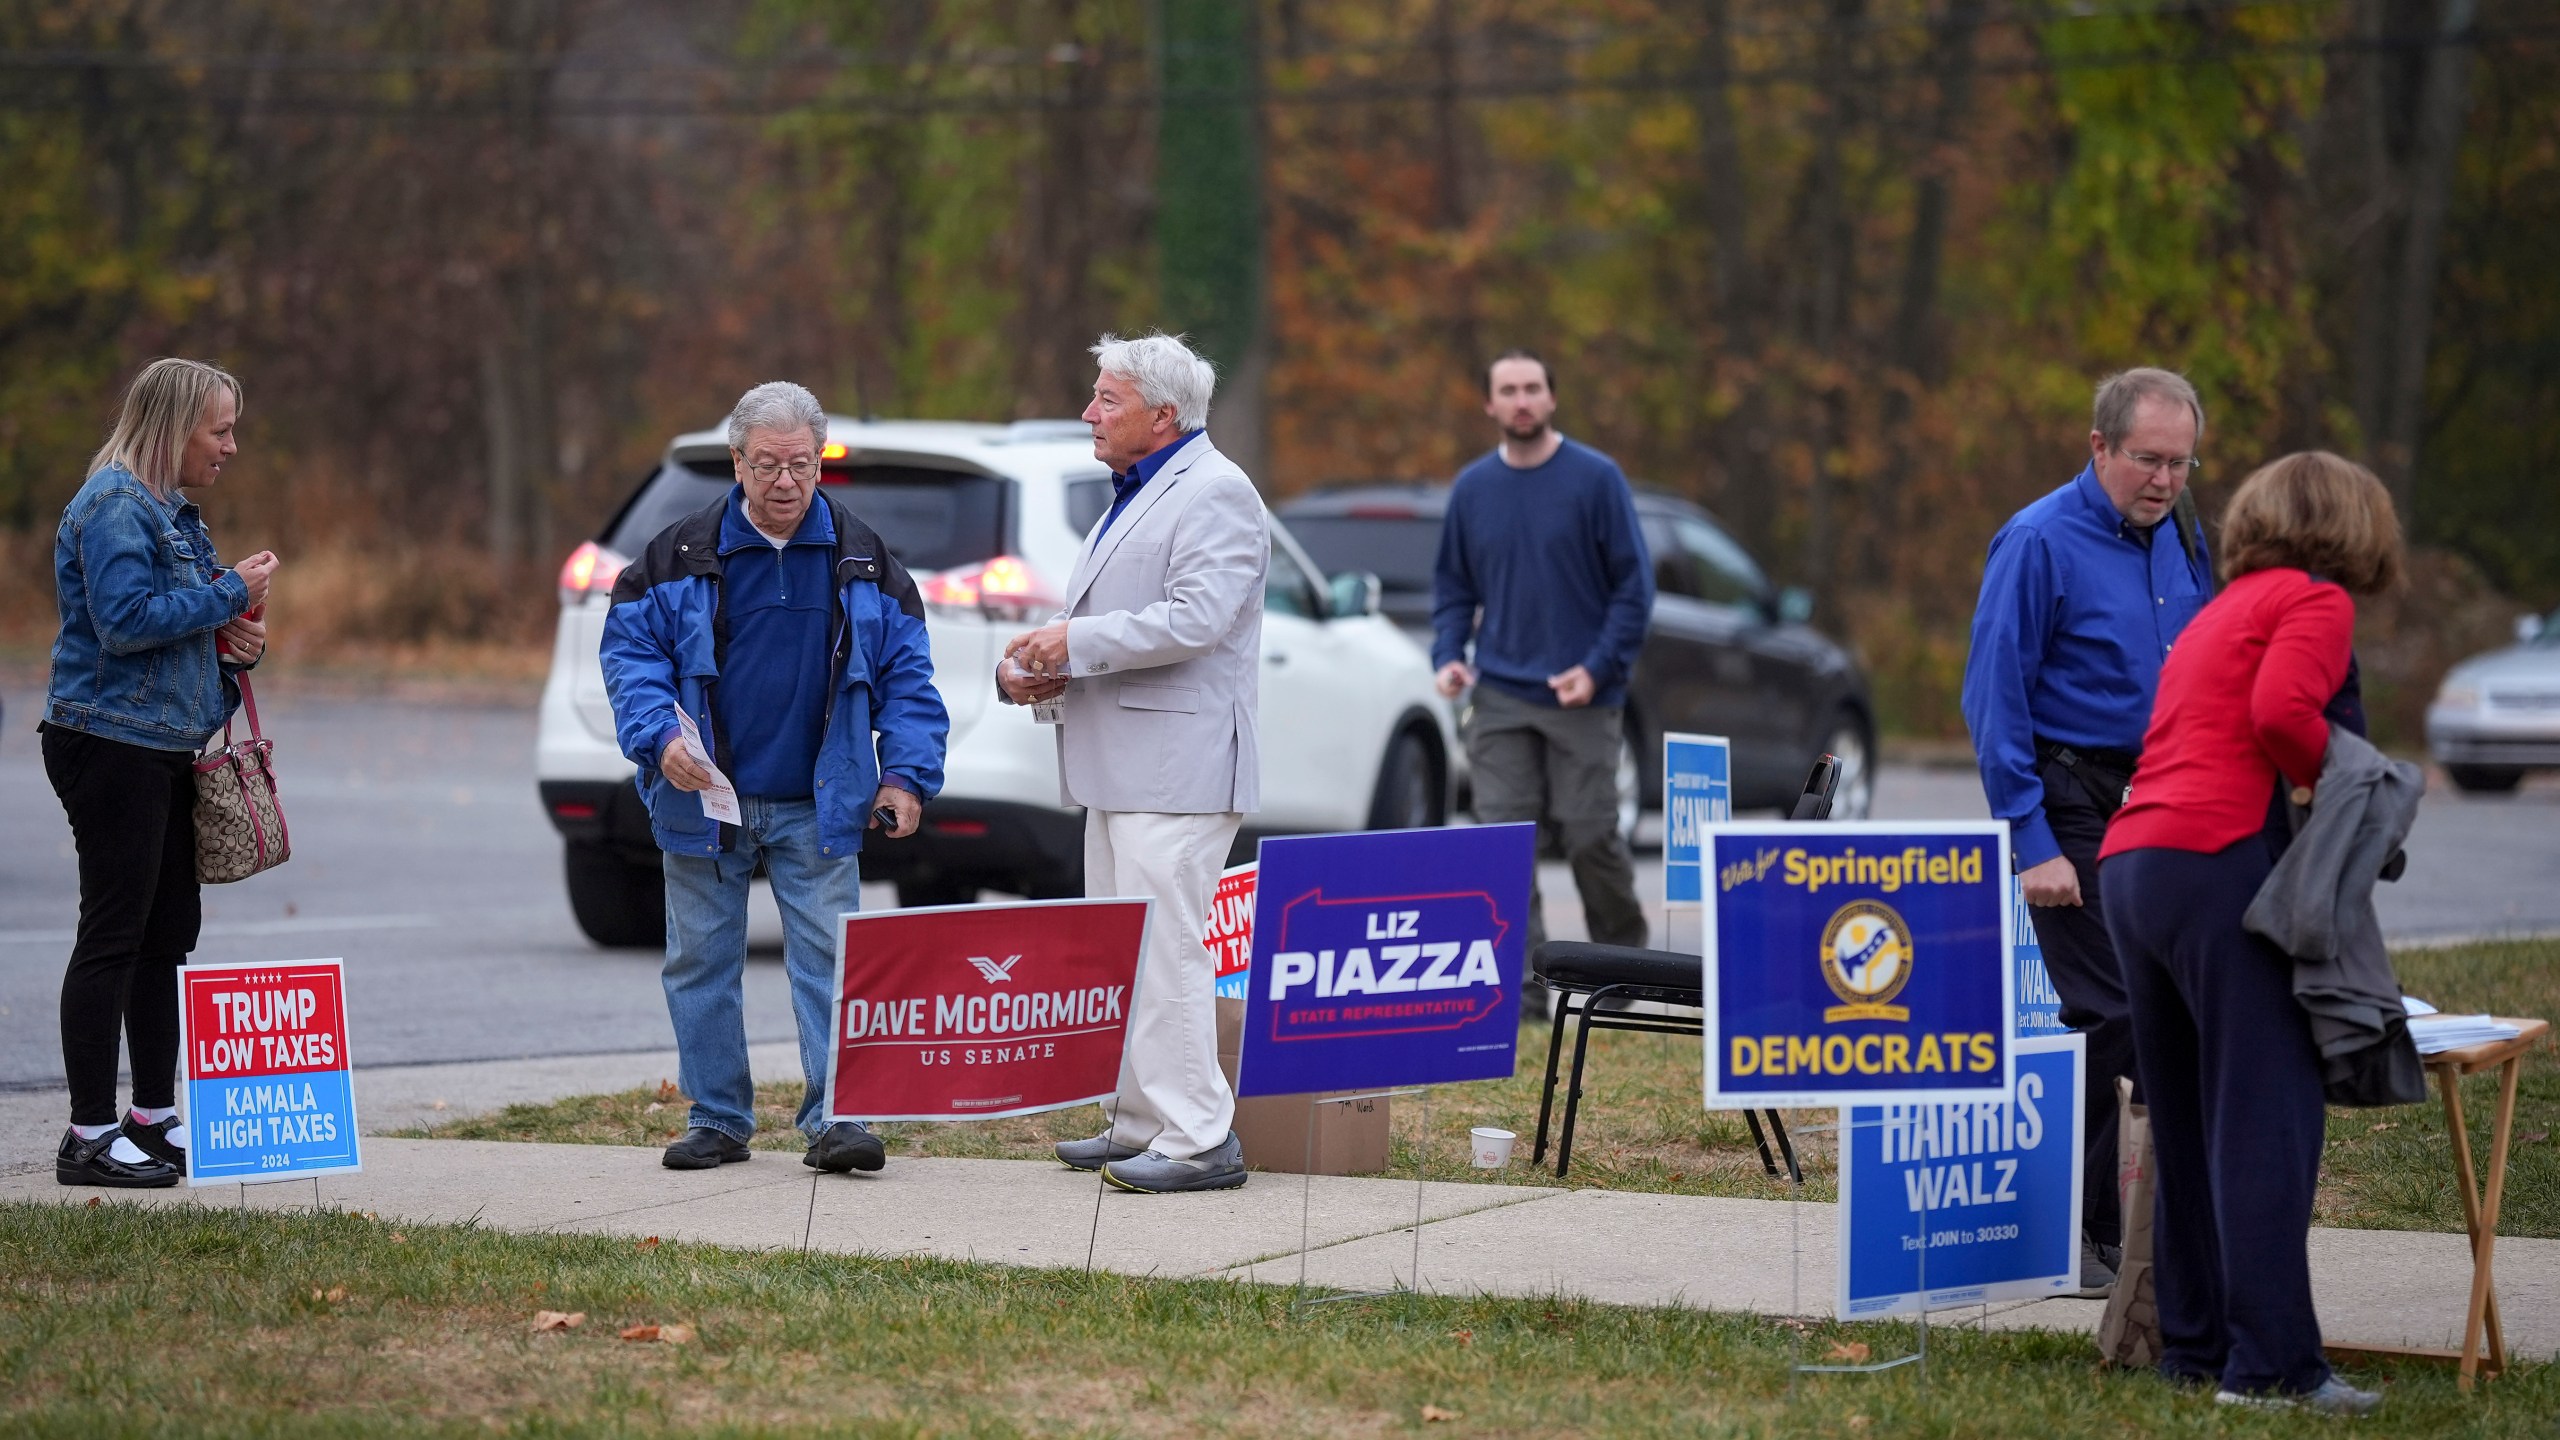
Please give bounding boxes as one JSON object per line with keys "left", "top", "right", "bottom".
{"left": 919, "top": 554, "right": 1057, "bottom": 623}
{"left": 558, "top": 541, "right": 629, "bottom": 606}
{"left": 551, "top": 801, "right": 599, "bottom": 820}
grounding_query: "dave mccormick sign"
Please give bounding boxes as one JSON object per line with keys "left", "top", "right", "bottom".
{"left": 826, "top": 899, "right": 1149, "bottom": 1123}
{"left": 177, "top": 957, "right": 361, "bottom": 1185}
{"left": 1238, "top": 823, "right": 1537, "bottom": 1097}
{"left": 1702, "top": 821, "right": 2013, "bottom": 1109}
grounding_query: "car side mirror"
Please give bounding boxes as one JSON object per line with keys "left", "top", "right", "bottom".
{"left": 1329, "top": 570, "right": 1383, "bottom": 620}
{"left": 2521, "top": 613, "right": 2547, "bottom": 645}
{"left": 1776, "top": 586, "right": 1815, "bottom": 624}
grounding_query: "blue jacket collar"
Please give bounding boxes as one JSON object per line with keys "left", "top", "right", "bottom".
{"left": 719, "top": 484, "right": 835, "bottom": 555}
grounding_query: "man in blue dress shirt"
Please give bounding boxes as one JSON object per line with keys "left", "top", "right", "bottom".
{"left": 1961, "top": 368, "right": 2215, "bottom": 1295}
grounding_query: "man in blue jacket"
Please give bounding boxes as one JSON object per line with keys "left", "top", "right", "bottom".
{"left": 602, "top": 381, "right": 948, "bottom": 1174}
{"left": 1433, "top": 349, "right": 1654, "bottom": 986}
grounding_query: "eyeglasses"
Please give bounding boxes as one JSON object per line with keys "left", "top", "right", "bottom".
{"left": 2117, "top": 449, "right": 2200, "bottom": 479}
{"left": 741, "top": 458, "right": 819, "bottom": 483}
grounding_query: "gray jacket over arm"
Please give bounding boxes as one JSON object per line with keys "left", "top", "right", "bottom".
{"left": 2244, "top": 723, "right": 2427, "bottom": 1106}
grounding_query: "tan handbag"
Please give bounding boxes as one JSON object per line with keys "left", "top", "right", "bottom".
{"left": 2097, "top": 1075, "right": 2162, "bottom": 1367}
{"left": 194, "top": 674, "right": 290, "bottom": 883}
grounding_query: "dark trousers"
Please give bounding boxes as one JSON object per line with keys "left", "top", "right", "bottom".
{"left": 42, "top": 725, "right": 201, "bottom": 1127}
{"left": 2027, "top": 754, "right": 2135, "bottom": 1249}
{"left": 1467, "top": 685, "right": 1647, "bottom": 953}
{"left": 2103, "top": 842, "right": 2332, "bottom": 1397}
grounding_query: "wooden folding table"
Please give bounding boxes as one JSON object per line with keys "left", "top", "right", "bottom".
{"left": 2327, "top": 1015, "right": 2549, "bottom": 1389}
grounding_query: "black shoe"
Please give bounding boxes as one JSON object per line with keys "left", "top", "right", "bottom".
{"left": 122, "top": 1114, "right": 186, "bottom": 1170}
{"left": 804, "top": 1121, "right": 886, "bottom": 1174}
{"left": 57, "top": 1127, "right": 179, "bottom": 1189}
{"left": 661, "top": 1127, "right": 751, "bottom": 1170}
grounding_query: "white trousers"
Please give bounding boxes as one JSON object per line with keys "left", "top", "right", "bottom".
{"left": 1085, "top": 808, "right": 1243, "bottom": 1160}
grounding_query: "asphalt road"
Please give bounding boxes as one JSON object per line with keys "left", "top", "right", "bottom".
{"left": 3, "top": 684, "right": 2555, "bottom": 1091}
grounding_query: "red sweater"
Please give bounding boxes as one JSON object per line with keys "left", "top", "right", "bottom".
{"left": 2101, "top": 568, "right": 2355, "bottom": 859}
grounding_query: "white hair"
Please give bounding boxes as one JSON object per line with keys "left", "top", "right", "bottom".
{"left": 1089, "top": 332, "right": 1215, "bottom": 431}
{"left": 727, "top": 381, "right": 828, "bottom": 453}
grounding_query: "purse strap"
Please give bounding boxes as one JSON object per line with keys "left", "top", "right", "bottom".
{"left": 208, "top": 673, "right": 264, "bottom": 756}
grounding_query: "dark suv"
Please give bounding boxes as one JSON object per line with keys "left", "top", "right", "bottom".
{"left": 1278, "top": 483, "right": 1876, "bottom": 817}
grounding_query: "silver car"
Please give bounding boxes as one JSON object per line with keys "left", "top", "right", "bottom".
{"left": 2427, "top": 608, "right": 2560, "bottom": 793}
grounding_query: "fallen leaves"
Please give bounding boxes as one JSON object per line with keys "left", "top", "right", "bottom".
{"left": 532, "top": 1311, "right": 586, "bottom": 1331}
{"left": 431, "top": 1100, "right": 448, "bottom": 1112}
{"left": 311, "top": 1286, "right": 348, "bottom": 1303}
{"left": 1448, "top": 1328, "right": 1473, "bottom": 1347}
{"left": 84, "top": 1197, "right": 100, "bottom": 1209}
{"left": 1825, "top": 1340, "right": 1872, "bottom": 1364}
{"left": 636, "top": 1236, "right": 661, "bottom": 1251}
{"left": 388, "top": 1233, "right": 406, "bottom": 1244}
{"left": 620, "top": 1323, "right": 695, "bottom": 1344}
{"left": 2368, "top": 1121, "right": 2398, "bottom": 1134}
{"left": 1421, "top": 1404, "right": 1463, "bottom": 1423}
{"left": 654, "top": 1079, "right": 681, "bottom": 1102}
{"left": 2522, "top": 1129, "right": 2550, "bottom": 1145}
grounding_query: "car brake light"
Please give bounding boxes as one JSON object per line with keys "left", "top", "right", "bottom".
{"left": 552, "top": 801, "right": 599, "bottom": 820}
{"left": 558, "top": 541, "right": 629, "bottom": 606}
{"left": 919, "top": 554, "right": 1057, "bottom": 623}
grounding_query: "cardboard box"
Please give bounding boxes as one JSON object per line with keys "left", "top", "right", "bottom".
{"left": 1217, "top": 997, "right": 1392, "bottom": 1175}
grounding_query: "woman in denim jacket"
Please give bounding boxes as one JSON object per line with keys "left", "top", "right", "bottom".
{"left": 42, "top": 358, "right": 279, "bottom": 1188}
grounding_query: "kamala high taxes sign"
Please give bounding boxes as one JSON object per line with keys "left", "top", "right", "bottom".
{"left": 1702, "top": 821, "right": 2013, "bottom": 1109}
{"left": 178, "top": 957, "right": 361, "bottom": 1185}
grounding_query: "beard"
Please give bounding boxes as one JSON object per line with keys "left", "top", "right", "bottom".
{"left": 1501, "top": 416, "right": 1552, "bottom": 444}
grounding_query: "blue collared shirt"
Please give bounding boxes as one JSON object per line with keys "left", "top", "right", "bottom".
{"left": 1095, "top": 430, "right": 1203, "bottom": 540}
{"left": 1960, "top": 465, "right": 2214, "bottom": 869}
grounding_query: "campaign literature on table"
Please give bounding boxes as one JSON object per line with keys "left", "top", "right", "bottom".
{"left": 178, "top": 957, "right": 361, "bottom": 1185}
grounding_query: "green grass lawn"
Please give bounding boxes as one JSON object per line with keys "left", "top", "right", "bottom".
{"left": 413, "top": 939, "right": 2559, "bottom": 1237}
{"left": 1, "top": 1202, "right": 2551, "bottom": 1437}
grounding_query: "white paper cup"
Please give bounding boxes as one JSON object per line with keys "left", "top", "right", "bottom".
{"left": 1470, "top": 1126, "right": 1517, "bottom": 1169}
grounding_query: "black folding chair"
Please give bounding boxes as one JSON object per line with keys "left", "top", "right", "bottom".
{"left": 1525, "top": 753, "right": 1845, "bottom": 1182}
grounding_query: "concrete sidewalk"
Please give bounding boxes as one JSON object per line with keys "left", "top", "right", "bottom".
{"left": 5, "top": 1134, "right": 2552, "bottom": 1364}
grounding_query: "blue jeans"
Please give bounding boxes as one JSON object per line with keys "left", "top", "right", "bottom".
{"left": 661, "top": 797, "right": 860, "bottom": 1143}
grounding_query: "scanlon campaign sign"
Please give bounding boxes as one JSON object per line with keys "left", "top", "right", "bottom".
{"left": 1838, "top": 1034, "right": 2085, "bottom": 1317}
{"left": 1660, "top": 732, "right": 1733, "bottom": 958}
{"left": 1702, "top": 821, "right": 2013, "bottom": 1109}
{"left": 178, "top": 958, "right": 361, "bottom": 1185}
{"left": 827, "top": 899, "right": 1150, "bottom": 1123}
{"left": 1238, "top": 823, "right": 1537, "bottom": 1097}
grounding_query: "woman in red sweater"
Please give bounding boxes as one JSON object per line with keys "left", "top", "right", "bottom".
{"left": 2099, "top": 452, "right": 2402, "bottom": 1415}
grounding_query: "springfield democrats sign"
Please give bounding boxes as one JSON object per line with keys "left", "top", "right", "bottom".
{"left": 826, "top": 899, "right": 1149, "bottom": 1122}
{"left": 1237, "top": 824, "right": 1536, "bottom": 1097}
{"left": 177, "top": 957, "right": 361, "bottom": 1185}
{"left": 1702, "top": 821, "right": 2013, "bottom": 1109}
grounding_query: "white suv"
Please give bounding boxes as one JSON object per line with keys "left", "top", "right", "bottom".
{"left": 536, "top": 417, "right": 1457, "bottom": 946}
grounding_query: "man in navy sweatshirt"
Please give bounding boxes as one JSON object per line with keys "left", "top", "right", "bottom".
{"left": 1432, "top": 350, "right": 1654, "bottom": 985}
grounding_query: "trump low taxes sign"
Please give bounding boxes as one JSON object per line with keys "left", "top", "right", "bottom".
{"left": 178, "top": 958, "right": 361, "bottom": 1185}
{"left": 827, "top": 899, "right": 1148, "bottom": 1123}
{"left": 1238, "top": 824, "right": 1536, "bottom": 1097}
{"left": 1703, "top": 821, "right": 2013, "bottom": 1109}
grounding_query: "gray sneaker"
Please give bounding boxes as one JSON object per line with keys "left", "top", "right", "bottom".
{"left": 2076, "top": 1235, "right": 2118, "bottom": 1298}
{"left": 1102, "top": 1133, "right": 1248, "bottom": 1193}
{"left": 2215, "top": 1377, "right": 2382, "bottom": 1417}
{"left": 1055, "top": 1131, "right": 1145, "bottom": 1172}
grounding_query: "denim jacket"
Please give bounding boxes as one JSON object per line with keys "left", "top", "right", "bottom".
{"left": 45, "top": 464, "right": 253, "bottom": 751}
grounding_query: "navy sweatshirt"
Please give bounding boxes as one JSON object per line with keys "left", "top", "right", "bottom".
{"left": 712, "top": 492, "right": 838, "bottom": 800}
{"left": 1431, "top": 437, "right": 1654, "bottom": 709}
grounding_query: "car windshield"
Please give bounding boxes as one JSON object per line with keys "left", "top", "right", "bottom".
{"left": 1284, "top": 513, "right": 1442, "bottom": 591}
{"left": 605, "top": 461, "right": 1006, "bottom": 573}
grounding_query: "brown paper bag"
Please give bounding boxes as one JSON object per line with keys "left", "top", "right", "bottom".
{"left": 2097, "top": 1075, "right": 2162, "bottom": 1368}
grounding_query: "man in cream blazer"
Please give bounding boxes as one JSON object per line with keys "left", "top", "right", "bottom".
{"left": 999, "top": 332, "right": 1266, "bottom": 1193}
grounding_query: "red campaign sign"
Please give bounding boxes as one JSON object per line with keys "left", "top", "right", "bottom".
{"left": 1204, "top": 863, "right": 1256, "bottom": 998}
{"left": 182, "top": 962, "right": 349, "bottom": 1078}
{"left": 827, "top": 899, "right": 1150, "bottom": 1123}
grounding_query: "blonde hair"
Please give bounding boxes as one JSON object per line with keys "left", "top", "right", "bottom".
{"left": 89, "top": 358, "right": 243, "bottom": 495}
{"left": 2218, "top": 450, "right": 2404, "bottom": 596}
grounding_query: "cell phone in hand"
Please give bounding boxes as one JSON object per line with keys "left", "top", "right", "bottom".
{"left": 872, "top": 804, "right": 899, "bottom": 830}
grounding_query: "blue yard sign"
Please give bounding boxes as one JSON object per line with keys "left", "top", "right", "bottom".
{"left": 1838, "top": 1034, "right": 2085, "bottom": 1317}
{"left": 1236, "top": 824, "right": 1537, "bottom": 1097}
{"left": 1662, "top": 732, "right": 1732, "bottom": 957}
{"left": 1702, "top": 821, "right": 2013, "bottom": 1109}
{"left": 2011, "top": 876, "right": 2070, "bottom": 1040}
